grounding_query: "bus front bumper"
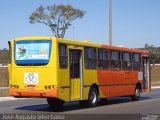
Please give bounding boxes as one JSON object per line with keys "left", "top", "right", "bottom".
{"left": 9, "top": 88, "right": 58, "bottom": 98}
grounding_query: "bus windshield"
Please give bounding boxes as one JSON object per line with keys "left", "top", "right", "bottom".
{"left": 14, "top": 40, "right": 52, "bottom": 65}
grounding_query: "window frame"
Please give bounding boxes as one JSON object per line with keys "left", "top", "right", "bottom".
{"left": 132, "top": 53, "right": 142, "bottom": 71}
{"left": 14, "top": 40, "right": 52, "bottom": 66}
{"left": 110, "top": 50, "right": 121, "bottom": 70}
{"left": 98, "top": 48, "right": 110, "bottom": 69}
{"left": 84, "top": 47, "right": 97, "bottom": 69}
{"left": 58, "top": 43, "right": 68, "bottom": 68}
{"left": 122, "top": 52, "right": 132, "bottom": 70}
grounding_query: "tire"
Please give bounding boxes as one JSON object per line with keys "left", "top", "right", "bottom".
{"left": 88, "top": 87, "right": 98, "bottom": 107}
{"left": 79, "top": 87, "right": 98, "bottom": 107}
{"left": 47, "top": 98, "right": 64, "bottom": 108}
{"left": 131, "top": 86, "right": 141, "bottom": 101}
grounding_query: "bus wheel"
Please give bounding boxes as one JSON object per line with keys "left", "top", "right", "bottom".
{"left": 47, "top": 98, "right": 64, "bottom": 108}
{"left": 88, "top": 87, "right": 98, "bottom": 107}
{"left": 131, "top": 86, "right": 140, "bottom": 101}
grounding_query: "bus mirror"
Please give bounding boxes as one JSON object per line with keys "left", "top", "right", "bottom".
{"left": 8, "top": 41, "right": 11, "bottom": 64}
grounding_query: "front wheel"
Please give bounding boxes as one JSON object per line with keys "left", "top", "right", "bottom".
{"left": 131, "top": 86, "right": 140, "bottom": 101}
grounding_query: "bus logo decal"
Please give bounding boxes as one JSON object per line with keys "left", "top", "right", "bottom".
{"left": 24, "top": 73, "right": 38, "bottom": 84}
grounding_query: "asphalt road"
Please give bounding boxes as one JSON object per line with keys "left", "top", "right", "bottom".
{"left": 0, "top": 89, "right": 160, "bottom": 120}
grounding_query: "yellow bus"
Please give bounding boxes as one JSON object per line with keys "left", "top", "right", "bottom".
{"left": 8, "top": 36, "right": 151, "bottom": 107}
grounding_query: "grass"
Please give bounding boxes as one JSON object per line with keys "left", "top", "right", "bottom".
{"left": 0, "top": 65, "right": 160, "bottom": 97}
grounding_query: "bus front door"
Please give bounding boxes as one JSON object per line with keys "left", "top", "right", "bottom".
{"left": 142, "top": 57, "right": 151, "bottom": 92}
{"left": 69, "top": 50, "right": 82, "bottom": 100}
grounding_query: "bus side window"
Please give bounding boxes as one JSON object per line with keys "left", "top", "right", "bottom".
{"left": 84, "top": 47, "right": 96, "bottom": 69}
{"left": 110, "top": 51, "right": 121, "bottom": 70}
{"left": 132, "top": 53, "right": 141, "bottom": 71}
{"left": 122, "top": 52, "right": 132, "bottom": 70}
{"left": 59, "top": 44, "right": 68, "bottom": 68}
{"left": 98, "top": 49, "right": 109, "bottom": 69}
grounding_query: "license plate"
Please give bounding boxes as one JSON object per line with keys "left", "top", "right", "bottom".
{"left": 27, "top": 85, "right": 35, "bottom": 90}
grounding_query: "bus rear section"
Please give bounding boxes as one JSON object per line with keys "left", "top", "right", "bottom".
{"left": 8, "top": 37, "right": 151, "bottom": 108}
{"left": 9, "top": 39, "right": 58, "bottom": 98}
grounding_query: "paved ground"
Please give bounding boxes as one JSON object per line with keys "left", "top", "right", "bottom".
{"left": 0, "top": 89, "right": 160, "bottom": 120}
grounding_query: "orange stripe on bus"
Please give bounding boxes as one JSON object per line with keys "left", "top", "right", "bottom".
{"left": 9, "top": 88, "right": 58, "bottom": 98}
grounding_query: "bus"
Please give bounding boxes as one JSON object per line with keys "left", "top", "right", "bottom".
{"left": 8, "top": 36, "right": 151, "bottom": 107}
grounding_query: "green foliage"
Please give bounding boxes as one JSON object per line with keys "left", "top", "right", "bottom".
{"left": 29, "top": 4, "right": 85, "bottom": 38}
{"left": 144, "top": 44, "right": 160, "bottom": 64}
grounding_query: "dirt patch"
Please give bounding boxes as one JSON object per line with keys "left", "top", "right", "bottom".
{"left": 0, "top": 67, "right": 9, "bottom": 87}
{"left": 0, "top": 89, "right": 9, "bottom": 97}
{"left": 151, "top": 65, "right": 160, "bottom": 82}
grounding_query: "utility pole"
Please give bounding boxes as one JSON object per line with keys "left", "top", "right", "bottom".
{"left": 109, "top": 0, "right": 112, "bottom": 45}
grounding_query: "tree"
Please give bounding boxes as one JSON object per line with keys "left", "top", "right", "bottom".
{"left": 29, "top": 4, "right": 85, "bottom": 38}
{"left": 144, "top": 44, "right": 160, "bottom": 64}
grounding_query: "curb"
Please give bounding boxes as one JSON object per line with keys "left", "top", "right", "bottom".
{"left": 151, "top": 86, "right": 160, "bottom": 89}
{"left": 0, "top": 97, "right": 27, "bottom": 102}
{"left": 0, "top": 87, "right": 9, "bottom": 90}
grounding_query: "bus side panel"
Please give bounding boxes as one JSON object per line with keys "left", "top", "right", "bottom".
{"left": 57, "top": 42, "right": 70, "bottom": 101}
{"left": 132, "top": 71, "right": 144, "bottom": 90}
{"left": 83, "top": 69, "right": 98, "bottom": 100}
{"left": 97, "top": 70, "right": 137, "bottom": 98}
{"left": 58, "top": 68, "right": 70, "bottom": 101}
{"left": 97, "top": 70, "right": 110, "bottom": 98}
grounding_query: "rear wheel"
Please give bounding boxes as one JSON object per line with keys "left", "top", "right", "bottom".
{"left": 88, "top": 87, "right": 98, "bottom": 107}
{"left": 47, "top": 98, "right": 64, "bottom": 108}
{"left": 131, "top": 86, "right": 141, "bottom": 101}
{"left": 79, "top": 87, "right": 98, "bottom": 107}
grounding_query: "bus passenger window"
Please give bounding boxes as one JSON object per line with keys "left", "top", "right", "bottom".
{"left": 59, "top": 44, "right": 68, "bottom": 68}
{"left": 110, "top": 51, "right": 121, "bottom": 70}
{"left": 98, "top": 49, "right": 109, "bottom": 69}
{"left": 84, "top": 47, "right": 96, "bottom": 69}
{"left": 132, "top": 53, "right": 141, "bottom": 70}
{"left": 122, "top": 52, "right": 132, "bottom": 70}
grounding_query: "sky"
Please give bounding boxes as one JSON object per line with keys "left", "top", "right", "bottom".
{"left": 0, "top": 0, "right": 160, "bottom": 49}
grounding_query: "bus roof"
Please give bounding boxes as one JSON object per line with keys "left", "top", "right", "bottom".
{"left": 12, "top": 36, "right": 150, "bottom": 55}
